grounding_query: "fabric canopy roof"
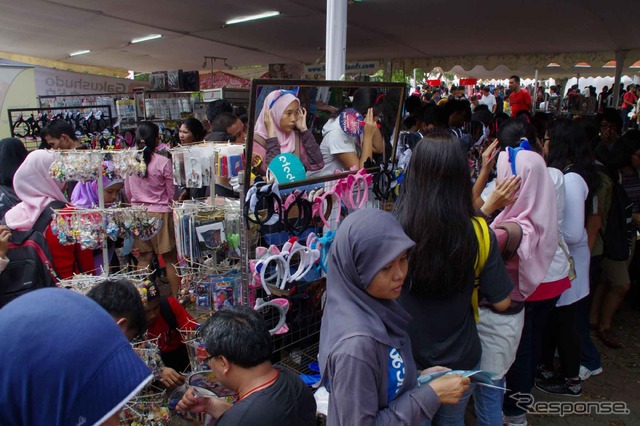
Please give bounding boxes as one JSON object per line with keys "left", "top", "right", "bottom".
{"left": 0, "top": 0, "right": 638, "bottom": 76}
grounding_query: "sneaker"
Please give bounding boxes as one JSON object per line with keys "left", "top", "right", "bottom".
{"left": 535, "top": 365, "right": 555, "bottom": 381}
{"left": 579, "top": 365, "right": 603, "bottom": 381}
{"left": 503, "top": 414, "right": 528, "bottom": 426}
{"left": 535, "top": 377, "right": 582, "bottom": 397}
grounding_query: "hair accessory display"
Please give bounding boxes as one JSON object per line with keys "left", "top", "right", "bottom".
{"left": 254, "top": 297, "right": 290, "bottom": 335}
{"left": 51, "top": 206, "right": 160, "bottom": 250}
{"left": 59, "top": 269, "right": 153, "bottom": 294}
{"left": 243, "top": 181, "right": 282, "bottom": 227}
{"left": 253, "top": 237, "right": 320, "bottom": 295}
{"left": 121, "top": 385, "right": 170, "bottom": 426}
{"left": 49, "top": 149, "right": 146, "bottom": 182}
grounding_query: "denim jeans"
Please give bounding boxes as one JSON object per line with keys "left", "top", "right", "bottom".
{"left": 578, "top": 257, "right": 602, "bottom": 371}
{"left": 474, "top": 378, "right": 505, "bottom": 426}
{"left": 428, "top": 380, "right": 475, "bottom": 426}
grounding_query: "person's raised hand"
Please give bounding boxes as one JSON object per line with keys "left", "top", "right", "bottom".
{"left": 264, "top": 107, "right": 276, "bottom": 138}
{"left": 363, "top": 108, "right": 377, "bottom": 140}
{"left": 428, "top": 374, "right": 471, "bottom": 405}
{"left": 0, "top": 226, "right": 11, "bottom": 258}
{"left": 481, "top": 175, "right": 522, "bottom": 216}
{"left": 296, "top": 107, "right": 308, "bottom": 132}
{"left": 481, "top": 138, "right": 500, "bottom": 169}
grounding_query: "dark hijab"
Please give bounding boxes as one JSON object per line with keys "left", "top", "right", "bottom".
{"left": 318, "top": 208, "right": 415, "bottom": 377}
{"left": 0, "top": 138, "right": 28, "bottom": 216}
{"left": 0, "top": 138, "right": 28, "bottom": 186}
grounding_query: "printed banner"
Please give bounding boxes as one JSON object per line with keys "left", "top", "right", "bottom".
{"left": 304, "top": 61, "right": 381, "bottom": 79}
{"left": 199, "top": 72, "right": 251, "bottom": 90}
{"left": 34, "top": 68, "right": 148, "bottom": 96}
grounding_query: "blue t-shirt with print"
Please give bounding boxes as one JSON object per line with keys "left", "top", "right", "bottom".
{"left": 387, "top": 347, "right": 405, "bottom": 402}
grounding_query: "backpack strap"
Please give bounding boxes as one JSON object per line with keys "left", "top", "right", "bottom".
{"left": 471, "top": 217, "right": 491, "bottom": 323}
{"left": 33, "top": 201, "right": 67, "bottom": 233}
{"left": 159, "top": 296, "right": 181, "bottom": 344}
{"left": 159, "top": 296, "right": 179, "bottom": 331}
{"left": 495, "top": 222, "right": 523, "bottom": 261}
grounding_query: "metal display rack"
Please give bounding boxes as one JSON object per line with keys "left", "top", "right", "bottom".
{"left": 7, "top": 105, "right": 113, "bottom": 151}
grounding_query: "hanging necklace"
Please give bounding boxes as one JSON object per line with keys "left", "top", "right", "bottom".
{"left": 238, "top": 370, "right": 280, "bottom": 401}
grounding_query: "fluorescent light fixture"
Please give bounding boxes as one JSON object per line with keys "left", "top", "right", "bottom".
{"left": 70, "top": 50, "right": 91, "bottom": 56}
{"left": 225, "top": 11, "right": 280, "bottom": 26}
{"left": 546, "top": 62, "right": 560, "bottom": 68}
{"left": 575, "top": 62, "right": 591, "bottom": 68}
{"left": 131, "top": 34, "right": 162, "bottom": 44}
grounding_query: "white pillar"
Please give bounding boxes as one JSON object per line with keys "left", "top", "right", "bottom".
{"left": 325, "top": 0, "right": 347, "bottom": 80}
{"left": 613, "top": 50, "right": 628, "bottom": 108}
{"left": 533, "top": 69, "right": 538, "bottom": 112}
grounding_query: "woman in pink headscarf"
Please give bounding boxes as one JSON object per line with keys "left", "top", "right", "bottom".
{"left": 4, "top": 150, "right": 94, "bottom": 279}
{"left": 252, "top": 89, "right": 323, "bottom": 177}
{"left": 479, "top": 136, "right": 562, "bottom": 426}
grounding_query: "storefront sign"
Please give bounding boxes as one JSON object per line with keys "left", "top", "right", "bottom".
{"left": 34, "top": 68, "right": 147, "bottom": 96}
{"left": 304, "top": 61, "right": 381, "bottom": 78}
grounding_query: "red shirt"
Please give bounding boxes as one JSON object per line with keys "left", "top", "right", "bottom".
{"left": 148, "top": 297, "right": 196, "bottom": 353}
{"left": 509, "top": 89, "right": 532, "bottom": 117}
{"left": 44, "top": 207, "right": 95, "bottom": 279}
{"left": 622, "top": 91, "right": 638, "bottom": 110}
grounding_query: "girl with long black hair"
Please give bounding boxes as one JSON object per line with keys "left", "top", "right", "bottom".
{"left": 395, "top": 130, "right": 513, "bottom": 425}
{"left": 124, "top": 121, "right": 181, "bottom": 298}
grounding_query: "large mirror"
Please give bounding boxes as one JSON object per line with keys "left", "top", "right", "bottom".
{"left": 244, "top": 79, "right": 405, "bottom": 189}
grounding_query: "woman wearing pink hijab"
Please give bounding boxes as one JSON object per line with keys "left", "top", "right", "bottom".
{"left": 475, "top": 142, "right": 560, "bottom": 426}
{"left": 4, "top": 150, "right": 94, "bottom": 279}
{"left": 252, "top": 89, "right": 324, "bottom": 177}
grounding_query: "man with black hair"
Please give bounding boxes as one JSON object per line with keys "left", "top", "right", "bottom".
{"left": 177, "top": 306, "right": 317, "bottom": 425}
{"left": 206, "top": 112, "right": 245, "bottom": 142}
{"left": 206, "top": 99, "right": 234, "bottom": 126}
{"left": 86, "top": 278, "right": 147, "bottom": 341}
{"left": 507, "top": 75, "right": 532, "bottom": 117}
{"left": 41, "top": 119, "right": 84, "bottom": 150}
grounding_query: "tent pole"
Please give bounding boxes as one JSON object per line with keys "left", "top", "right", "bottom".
{"left": 325, "top": 0, "right": 347, "bottom": 80}
{"left": 613, "top": 50, "right": 628, "bottom": 109}
{"left": 533, "top": 69, "right": 538, "bottom": 113}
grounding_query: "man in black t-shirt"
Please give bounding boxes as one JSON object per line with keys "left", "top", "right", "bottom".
{"left": 177, "top": 307, "right": 317, "bottom": 425}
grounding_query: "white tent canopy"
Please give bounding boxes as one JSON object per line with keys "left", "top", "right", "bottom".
{"left": 0, "top": 0, "right": 639, "bottom": 74}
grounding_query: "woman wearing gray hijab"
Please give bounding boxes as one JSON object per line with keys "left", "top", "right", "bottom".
{"left": 318, "top": 208, "right": 470, "bottom": 425}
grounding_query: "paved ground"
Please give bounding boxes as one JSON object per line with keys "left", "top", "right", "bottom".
{"left": 463, "top": 299, "right": 640, "bottom": 425}
{"left": 165, "top": 274, "right": 639, "bottom": 425}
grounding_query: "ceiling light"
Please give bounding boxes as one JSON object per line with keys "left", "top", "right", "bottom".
{"left": 575, "top": 62, "right": 591, "bottom": 68}
{"left": 225, "top": 11, "right": 280, "bottom": 26}
{"left": 546, "top": 62, "right": 560, "bottom": 68}
{"left": 131, "top": 34, "right": 162, "bottom": 44}
{"left": 630, "top": 60, "right": 640, "bottom": 69}
{"left": 70, "top": 50, "right": 91, "bottom": 57}
{"left": 602, "top": 60, "right": 616, "bottom": 68}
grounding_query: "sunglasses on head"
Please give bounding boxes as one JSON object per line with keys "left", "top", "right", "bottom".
{"left": 269, "top": 88, "right": 300, "bottom": 109}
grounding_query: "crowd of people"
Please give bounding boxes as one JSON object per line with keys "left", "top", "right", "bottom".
{"left": 1, "top": 74, "right": 639, "bottom": 426}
